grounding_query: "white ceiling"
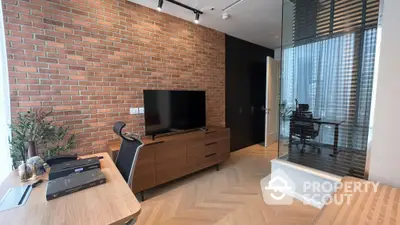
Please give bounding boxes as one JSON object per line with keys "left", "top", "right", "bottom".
{"left": 128, "top": 0, "right": 282, "bottom": 49}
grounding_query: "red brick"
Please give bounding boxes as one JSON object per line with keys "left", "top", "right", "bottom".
{"left": 5, "top": 5, "right": 30, "bottom": 14}
{"left": 30, "top": 96, "right": 52, "bottom": 101}
{"left": 19, "top": 101, "right": 42, "bottom": 107}
{"left": 38, "top": 57, "right": 59, "bottom": 63}
{"left": 19, "top": 91, "right": 40, "bottom": 96}
{"left": 69, "top": 65, "right": 86, "bottom": 70}
{"left": 11, "top": 43, "right": 35, "bottom": 50}
{"left": 82, "top": 37, "right": 98, "bottom": 43}
{"left": 8, "top": 18, "right": 32, "bottom": 26}
{"left": 3, "top": 0, "right": 18, "bottom": 4}
{"left": 64, "top": 23, "right": 81, "bottom": 30}
{"left": 7, "top": 60, "right": 24, "bottom": 66}
{"left": 29, "top": 85, "right": 50, "bottom": 90}
{"left": 52, "top": 4, "right": 71, "bottom": 13}
{"left": 43, "top": 18, "right": 63, "bottom": 27}
{"left": 67, "top": 55, "right": 83, "bottom": 60}
{"left": 15, "top": 67, "right": 37, "bottom": 72}
{"left": 65, "top": 34, "right": 82, "bottom": 41}
{"left": 54, "top": 105, "right": 73, "bottom": 111}
{"left": 17, "top": 79, "right": 39, "bottom": 84}
{"left": 10, "top": 84, "right": 27, "bottom": 90}
{"left": 35, "top": 35, "right": 56, "bottom": 42}
{"left": 72, "top": 9, "right": 88, "bottom": 16}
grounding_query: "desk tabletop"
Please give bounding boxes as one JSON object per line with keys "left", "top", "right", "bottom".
{"left": 0, "top": 153, "right": 141, "bottom": 225}
{"left": 290, "top": 117, "right": 345, "bottom": 125}
{"left": 313, "top": 177, "right": 400, "bottom": 225}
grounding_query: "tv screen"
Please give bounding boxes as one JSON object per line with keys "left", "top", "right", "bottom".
{"left": 143, "top": 90, "right": 206, "bottom": 136}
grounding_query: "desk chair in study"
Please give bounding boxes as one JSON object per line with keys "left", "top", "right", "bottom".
{"left": 113, "top": 121, "right": 144, "bottom": 201}
{"left": 291, "top": 104, "right": 321, "bottom": 153}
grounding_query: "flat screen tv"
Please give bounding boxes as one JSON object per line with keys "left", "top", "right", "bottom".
{"left": 143, "top": 90, "right": 206, "bottom": 136}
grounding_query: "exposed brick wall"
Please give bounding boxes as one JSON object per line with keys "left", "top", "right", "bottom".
{"left": 2, "top": 0, "right": 226, "bottom": 155}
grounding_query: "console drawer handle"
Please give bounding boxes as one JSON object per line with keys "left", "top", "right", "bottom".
{"left": 205, "top": 131, "right": 217, "bottom": 135}
{"left": 146, "top": 141, "right": 164, "bottom": 146}
{"left": 205, "top": 142, "right": 217, "bottom": 146}
{"left": 205, "top": 153, "right": 217, "bottom": 158}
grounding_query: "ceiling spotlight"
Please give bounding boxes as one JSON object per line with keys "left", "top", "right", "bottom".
{"left": 157, "top": 0, "right": 163, "bottom": 11}
{"left": 194, "top": 12, "right": 200, "bottom": 24}
{"left": 222, "top": 12, "right": 230, "bottom": 20}
{"left": 159, "top": 0, "right": 203, "bottom": 23}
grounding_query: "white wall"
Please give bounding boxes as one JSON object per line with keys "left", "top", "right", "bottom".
{"left": 274, "top": 48, "right": 281, "bottom": 60}
{"left": 282, "top": 1, "right": 294, "bottom": 48}
{"left": 368, "top": 0, "right": 400, "bottom": 187}
{"left": 275, "top": 1, "right": 293, "bottom": 60}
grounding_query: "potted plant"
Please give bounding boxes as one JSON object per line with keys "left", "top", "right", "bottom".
{"left": 9, "top": 109, "right": 75, "bottom": 179}
{"left": 44, "top": 126, "right": 76, "bottom": 159}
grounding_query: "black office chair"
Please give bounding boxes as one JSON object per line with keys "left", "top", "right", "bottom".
{"left": 291, "top": 111, "right": 321, "bottom": 153}
{"left": 113, "top": 122, "right": 144, "bottom": 199}
{"left": 298, "top": 104, "right": 309, "bottom": 112}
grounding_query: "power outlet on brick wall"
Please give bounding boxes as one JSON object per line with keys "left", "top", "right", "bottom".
{"left": 130, "top": 108, "right": 139, "bottom": 115}
{"left": 139, "top": 107, "right": 144, "bottom": 114}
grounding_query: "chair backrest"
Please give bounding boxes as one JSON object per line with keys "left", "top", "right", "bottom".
{"left": 292, "top": 119, "right": 320, "bottom": 138}
{"left": 113, "top": 122, "right": 144, "bottom": 188}
{"left": 298, "top": 104, "right": 309, "bottom": 112}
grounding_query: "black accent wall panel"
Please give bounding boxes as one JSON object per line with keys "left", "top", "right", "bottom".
{"left": 225, "top": 35, "right": 274, "bottom": 151}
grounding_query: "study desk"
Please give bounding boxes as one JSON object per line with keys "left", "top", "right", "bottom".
{"left": 289, "top": 117, "right": 345, "bottom": 155}
{"left": 313, "top": 176, "right": 400, "bottom": 225}
{"left": 0, "top": 153, "right": 141, "bottom": 225}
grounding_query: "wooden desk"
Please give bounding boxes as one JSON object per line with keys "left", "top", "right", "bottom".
{"left": 313, "top": 176, "right": 400, "bottom": 225}
{"left": 289, "top": 117, "right": 345, "bottom": 155}
{"left": 0, "top": 153, "right": 141, "bottom": 225}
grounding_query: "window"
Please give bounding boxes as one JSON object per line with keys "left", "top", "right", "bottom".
{"left": 0, "top": 2, "right": 12, "bottom": 183}
{"left": 281, "top": 28, "right": 377, "bottom": 150}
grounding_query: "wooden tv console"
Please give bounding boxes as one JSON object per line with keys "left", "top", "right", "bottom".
{"left": 107, "top": 126, "right": 230, "bottom": 194}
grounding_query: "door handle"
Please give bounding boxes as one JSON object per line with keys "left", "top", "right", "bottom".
{"left": 251, "top": 106, "right": 254, "bottom": 115}
{"left": 239, "top": 107, "right": 242, "bottom": 114}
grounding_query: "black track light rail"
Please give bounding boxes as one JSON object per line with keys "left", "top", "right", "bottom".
{"left": 165, "top": 0, "right": 203, "bottom": 14}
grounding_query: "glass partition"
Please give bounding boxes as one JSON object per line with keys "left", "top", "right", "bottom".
{"left": 278, "top": 0, "right": 380, "bottom": 178}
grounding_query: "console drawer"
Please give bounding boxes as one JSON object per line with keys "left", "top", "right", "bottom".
{"left": 154, "top": 140, "right": 187, "bottom": 184}
{"left": 187, "top": 150, "right": 219, "bottom": 173}
{"left": 205, "top": 129, "right": 230, "bottom": 143}
{"left": 187, "top": 137, "right": 229, "bottom": 172}
{"left": 132, "top": 145, "right": 156, "bottom": 193}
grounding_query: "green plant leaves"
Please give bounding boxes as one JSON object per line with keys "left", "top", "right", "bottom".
{"left": 9, "top": 109, "right": 76, "bottom": 168}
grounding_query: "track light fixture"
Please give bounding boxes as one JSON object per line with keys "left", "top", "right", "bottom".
{"left": 157, "top": 0, "right": 163, "bottom": 11}
{"left": 158, "top": 0, "right": 204, "bottom": 24}
{"left": 194, "top": 12, "right": 200, "bottom": 24}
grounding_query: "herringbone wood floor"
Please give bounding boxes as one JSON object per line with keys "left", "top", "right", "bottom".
{"left": 135, "top": 143, "right": 320, "bottom": 225}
